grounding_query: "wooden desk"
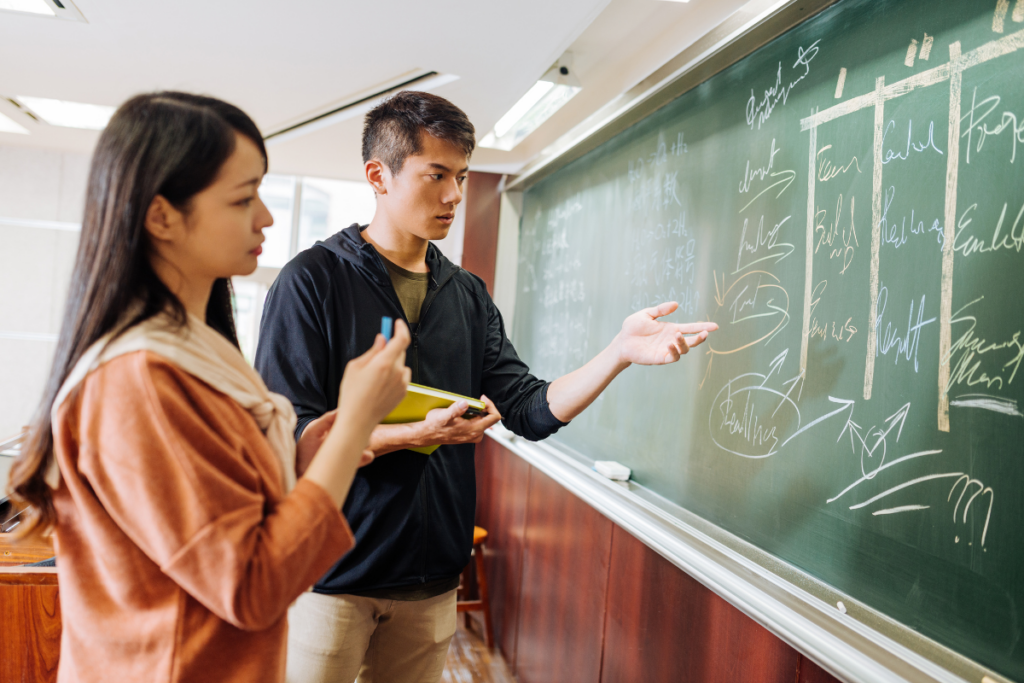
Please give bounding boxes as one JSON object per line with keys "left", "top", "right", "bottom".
{"left": 0, "top": 533, "right": 54, "bottom": 567}
{"left": 0, "top": 536, "right": 61, "bottom": 683}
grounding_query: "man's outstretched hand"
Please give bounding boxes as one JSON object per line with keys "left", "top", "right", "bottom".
{"left": 614, "top": 302, "right": 718, "bottom": 366}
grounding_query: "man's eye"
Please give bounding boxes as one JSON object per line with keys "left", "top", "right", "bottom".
{"left": 458, "top": 176, "right": 467, "bottom": 184}
{"left": 432, "top": 174, "right": 444, "bottom": 180}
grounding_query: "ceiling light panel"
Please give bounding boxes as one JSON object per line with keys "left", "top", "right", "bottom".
{"left": 0, "top": 0, "right": 54, "bottom": 16}
{"left": 16, "top": 96, "right": 115, "bottom": 130}
{"left": 0, "top": 112, "right": 29, "bottom": 135}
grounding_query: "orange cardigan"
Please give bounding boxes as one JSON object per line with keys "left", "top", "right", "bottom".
{"left": 51, "top": 351, "right": 354, "bottom": 683}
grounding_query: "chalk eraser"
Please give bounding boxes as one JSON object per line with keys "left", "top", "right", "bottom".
{"left": 594, "top": 460, "right": 631, "bottom": 481}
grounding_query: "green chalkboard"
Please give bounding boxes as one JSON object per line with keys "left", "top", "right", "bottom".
{"left": 511, "top": 0, "right": 1024, "bottom": 678}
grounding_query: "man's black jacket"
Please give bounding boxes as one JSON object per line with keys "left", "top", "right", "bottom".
{"left": 254, "top": 225, "right": 565, "bottom": 594}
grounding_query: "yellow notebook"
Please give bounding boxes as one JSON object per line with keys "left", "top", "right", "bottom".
{"left": 382, "top": 383, "right": 487, "bottom": 455}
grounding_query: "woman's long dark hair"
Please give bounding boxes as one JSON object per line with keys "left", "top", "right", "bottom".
{"left": 7, "top": 92, "right": 268, "bottom": 536}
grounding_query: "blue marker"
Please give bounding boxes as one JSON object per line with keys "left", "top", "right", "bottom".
{"left": 381, "top": 316, "right": 394, "bottom": 341}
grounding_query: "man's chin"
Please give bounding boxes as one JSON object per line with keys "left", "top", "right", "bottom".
{"left": 421, "top": 224, "right": 451, "bottom": 241}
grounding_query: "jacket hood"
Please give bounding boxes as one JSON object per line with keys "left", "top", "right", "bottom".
{"left": 318, "top": 224, "right": 460, "bottom": 291}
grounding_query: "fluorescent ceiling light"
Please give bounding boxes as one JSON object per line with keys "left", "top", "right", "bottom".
{"left": 493, "top": 81, "right": 554, "bottom": 138}
{"left": 480, "top": 63, "right": 581, "bottom": 152}
{"left": 0, "top": 112, "right": 29, "bottom": 135}
{"left": 0, "top": 0, "right": 55, "bottom": 16}
{"left": 16, "top": 96, "right": 115, "bottom": 130}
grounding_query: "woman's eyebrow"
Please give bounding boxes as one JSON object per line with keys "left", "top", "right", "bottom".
{"left": 234, "top": 177, "right": 261, "bottom": 189}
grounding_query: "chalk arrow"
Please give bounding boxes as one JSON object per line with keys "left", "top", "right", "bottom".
{"left": 762, "top": 349, "right": 789, "bottom": 387}
{"left": 773, "top": 368, "right": 806, "bottom": 417}
{"left": 780, "top": 396, "right": 856, "bottom": 449}
{"left": 713, "top": 271, "right": 726, "bottom": 308}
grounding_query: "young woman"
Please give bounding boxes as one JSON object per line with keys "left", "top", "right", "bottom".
{"left": 6, "top": 92, "right": 411, "bottom": 683}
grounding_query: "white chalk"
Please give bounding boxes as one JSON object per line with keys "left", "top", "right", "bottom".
{"left": 594, "top": 460, "right": 631, "bottom": 481}
{"left": 836, "top": 601, "right": 847, "bottom": 614}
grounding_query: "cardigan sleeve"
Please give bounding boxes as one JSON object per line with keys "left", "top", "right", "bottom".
{"left": 74, "top": 351, "right": 354, "bottom": 631}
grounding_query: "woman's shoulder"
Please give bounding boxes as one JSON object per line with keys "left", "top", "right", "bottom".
{"left": 71, "top": 350, "right": 245, "bottom": 430}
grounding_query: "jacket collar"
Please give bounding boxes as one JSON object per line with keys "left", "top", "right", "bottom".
{"left": 321, "top": 224, "right": 458, "bottom": 291}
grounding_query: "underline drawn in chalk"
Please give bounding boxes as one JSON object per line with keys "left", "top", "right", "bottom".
{"left": 799, "top": 28, "right": 1024, "bottom": 431}
{"left": 949, "top": 393, "right": 1023, "bottom": 417}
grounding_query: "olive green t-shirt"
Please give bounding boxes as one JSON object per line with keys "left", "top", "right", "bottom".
{"left": 380, "top": 255, "right": 429, "bottom": 324}
{"left": 363, "top": 252, "right": 459, "bottom": 601}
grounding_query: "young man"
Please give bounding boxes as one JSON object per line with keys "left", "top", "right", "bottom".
{"left": 255, "top": 91, "right": 717, "bottom": 683}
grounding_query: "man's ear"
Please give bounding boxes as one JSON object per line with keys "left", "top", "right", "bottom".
{"left": 144, "top": 195, "right": 182, "bottom": 244}
{"left": 364, "top": 159, "right": 389, "bottom": 196}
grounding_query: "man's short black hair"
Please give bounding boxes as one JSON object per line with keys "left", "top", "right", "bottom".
{"left": 362, "top": 91, "right": 476, "bottom": 175}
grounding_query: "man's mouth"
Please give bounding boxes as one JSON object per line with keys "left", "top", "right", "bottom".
{"left": 436, "top": 214, "right": 454, "bottom": 225}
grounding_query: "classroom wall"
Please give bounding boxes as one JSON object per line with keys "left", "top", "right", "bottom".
{"left": 0, "top": 145, "right": 88, "bottom": 445}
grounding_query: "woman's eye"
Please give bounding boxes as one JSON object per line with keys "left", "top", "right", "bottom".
{"left": 237, "top": 197, "right": 255, "bottom": 206}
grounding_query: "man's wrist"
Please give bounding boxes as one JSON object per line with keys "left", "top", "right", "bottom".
{"left": 609, "top": 333, "right": 633, "bottom": 371}
{"left": 372, "top": 420, "right": 435, "bottom": 452}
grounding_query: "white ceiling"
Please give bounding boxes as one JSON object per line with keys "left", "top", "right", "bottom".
{"left": 0, "top": 0, "right": 752, "bottom": 181}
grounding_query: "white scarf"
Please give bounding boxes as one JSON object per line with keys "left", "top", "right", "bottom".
{"left": 47, "top": 310, "right": 297, "bottom": 492}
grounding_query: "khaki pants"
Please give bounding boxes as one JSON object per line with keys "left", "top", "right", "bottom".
{"left": 285, "top": 589, "right": 458, "bottom": 683}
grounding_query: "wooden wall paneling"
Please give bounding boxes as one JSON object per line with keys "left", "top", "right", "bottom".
{"left": 514, "top": 466, "right": 613, "bottom": 683}
{"left": 474, "top": 439, "right": 532, "bottom": 668}
{"left": 460, "top": 171, "right": 502, "bottom": 294}
{"left": 600, "top": 526, "right": 801, "bottom": 683}
{"left": 798, "top": 655, "right": 844, "bottom": 683}
{"left": 0, "top": 568, "right": 61, "bottom": 683}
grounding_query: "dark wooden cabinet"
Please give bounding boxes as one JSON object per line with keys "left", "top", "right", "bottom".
{"left": 474, "top": 440, "right": 842, "bottom": 683}
{"left": 515, "top": 468, "right": 613, "bottom": 683}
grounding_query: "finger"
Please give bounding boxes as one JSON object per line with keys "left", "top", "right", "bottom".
{"left": 359, "top": 448, "right": 375, "bottom": 467}
{"left": 386, "top": 319, "right": 412, "bottom": 355}
{"left": 448, "top": 400, "right": 469, "bottom": 420}
{"left": 351, "top": 334, "right": 387, "bottom": 367}
{"left": 683, "top": 330, "right": 709, "bottom": 348}
{"left": 480, "top": 394, "right": 502, "bottom": 420}
{"left": 643, "top": 301, "right": 679, "bottom": 320}
{"left": 668, "top": 321, "right": 719, "bottom": 335}
{"left": 673, "top": 332, "right": 689, "bottom": 356}
{"left": 318, "top": 410, "right": 338, "bottom": 430}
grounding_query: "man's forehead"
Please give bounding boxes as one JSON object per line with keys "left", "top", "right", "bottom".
{"left": 407, "top": 135, "right": 470, "bottom": 172}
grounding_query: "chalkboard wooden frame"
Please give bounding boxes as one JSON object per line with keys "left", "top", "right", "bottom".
{"left": 494, "top": 1, "right": 1017, "bottom": 680}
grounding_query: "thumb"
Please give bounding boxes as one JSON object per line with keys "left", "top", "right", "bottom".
{"left": 354, "top": 334, "right": 387, "bottom": 366}
{"left": 448, "top": 400, "right": 469, "bottom": 420}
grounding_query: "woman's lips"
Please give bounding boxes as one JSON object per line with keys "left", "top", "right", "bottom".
{"left": 251, "top": 246, "right": 263, "bottom": 256}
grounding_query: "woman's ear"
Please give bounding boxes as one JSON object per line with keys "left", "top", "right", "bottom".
{"left": 144, "top": 195, "right": 183, "bottom": 244}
